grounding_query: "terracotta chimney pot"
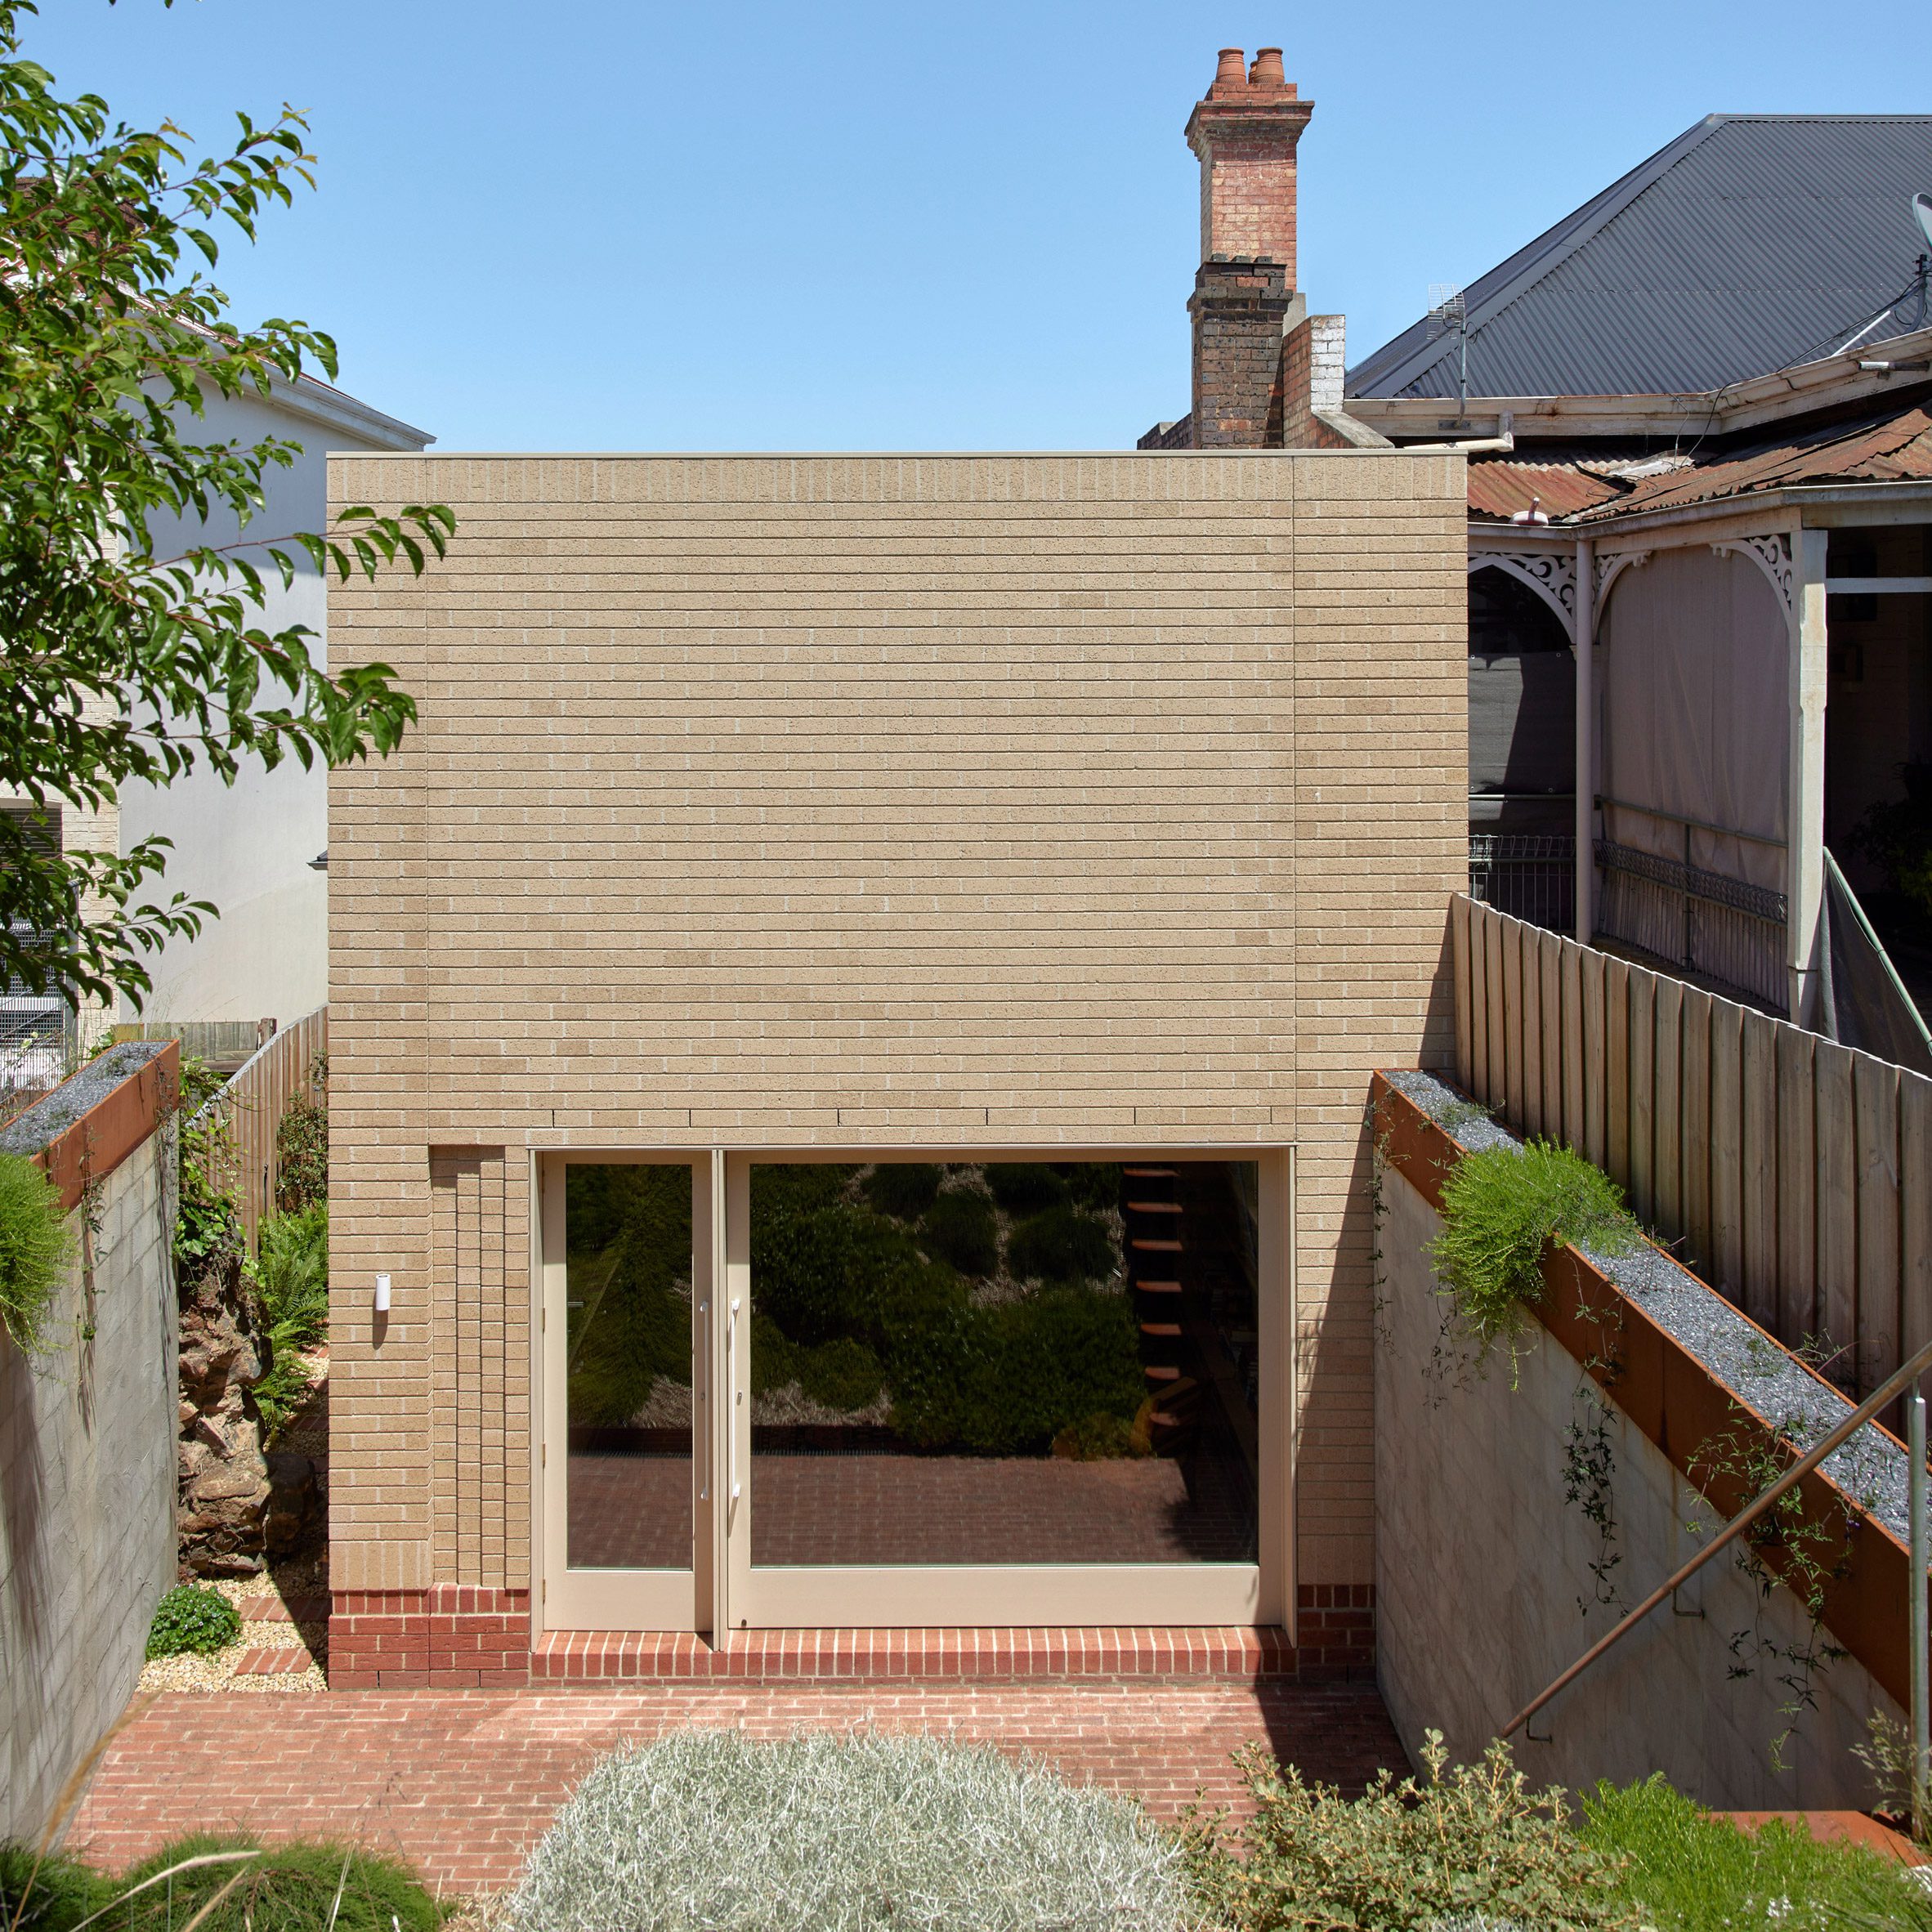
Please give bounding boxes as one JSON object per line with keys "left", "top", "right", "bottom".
{"left": 1249, "top": 48, "right": 1286, "bottom": 90}
{"left": 1211, "top": 47, "right": 1246, "bottom": 97}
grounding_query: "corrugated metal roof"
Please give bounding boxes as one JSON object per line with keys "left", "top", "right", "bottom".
{"left": 1466, "top": 462, "right": 1626, "bottom": 521}
{"left": 1570, "top": 404, "right": 1932, "bottom": 518}
{"left": 1349, "top": 116, "right": 1932, "bottom": 401}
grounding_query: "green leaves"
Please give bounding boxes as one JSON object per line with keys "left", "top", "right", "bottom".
{"left": 0, "top": 1, "right": 454, "bottom": 1008}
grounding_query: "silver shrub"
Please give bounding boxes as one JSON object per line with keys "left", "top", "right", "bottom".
{"left": 498, "top": 1727, "right": 1187, "bottom": 1932}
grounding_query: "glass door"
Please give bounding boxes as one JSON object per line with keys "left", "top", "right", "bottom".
{"left": 539, "top": 1148, "right": 1290, "bottom": 1635}
{"left": 539, "top": 1154, "right": 713, "bottom": 1630}
{"left": 718, "top": 1151, "right": 1288, "bottom": 1631}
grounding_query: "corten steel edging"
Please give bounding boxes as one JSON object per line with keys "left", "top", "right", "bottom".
{"left": 30, "top": 1040, "right": 181, "bottom": 1213}
{"left": 1372, "top": 1070, "right": 1921, "bottom": 1711}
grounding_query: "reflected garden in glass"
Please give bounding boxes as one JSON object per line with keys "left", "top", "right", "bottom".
{"left": 564, "top": 1163, "right": 694, "bottom": 1570}
{"left": 748, "top": 1160, "right": 1259, "bottom": 1568}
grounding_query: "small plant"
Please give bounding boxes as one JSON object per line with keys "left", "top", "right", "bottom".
{"left": 172, "top": 1073, "right": 245, "bottom": 1287}
{"left": 502, "top": 1729, "right": 1182, "bottom": 1931}
{"left": 1006, "top": 1202, "right": 1116, "bottom": 1286}
{"left": 145, "top": 1583, "right": 240, "bottom": 1659}
{"left": 0, "top": 1151, "right": 74, "bottom": 1353}
{"left": 1428, "top": 1138, "right": 1639, "bottom": 1372}
{"left": 273, "top": 1065, "right": 328, "bottom": 1214}
{"left": 1582, "top": 1773, "right": 1932, "bottom": 1930}
{"left": 983, "top": 1161, "right": 1067, "bottom": 1215}
{"left": 794, "top": 1335, "right": 884, "bottom": 1411}
{"left": 859, "top": 1161, "right": 942, "bottom": 1221}
{"left": 1684, "top": 1407, "right": 1852, "bottom": 1769}
{"left": 1852, "top": 1706, "right": 1927, "bottom": 1836}
{"left": 1182, "top": 1729, "right": 1635, "bottom": 1930}
{"left": 918, "top": 1187, "right": 998, "bottom": 1275}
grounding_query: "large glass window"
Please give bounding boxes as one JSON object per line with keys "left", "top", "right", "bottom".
{"left": 747, "top": 1160, "right": 1258, "bottom": 1567}
{"left": 564, "top": 1162, "right": 694, "bottom": 1571}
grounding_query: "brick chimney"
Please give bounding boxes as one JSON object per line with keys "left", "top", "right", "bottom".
{"left": 1183, "top": 49, "right": 1314, "bottom": 449}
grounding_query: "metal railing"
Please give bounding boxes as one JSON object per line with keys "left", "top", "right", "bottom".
{"left": 1504, "top": 1336, "right": 1932, "bottom": 1744}
{"left": 1593, "top": 797, "right": 1788, "bottom": 1011}
{"left": 1469, "top": 834, "right": 1575, "bottom": 934}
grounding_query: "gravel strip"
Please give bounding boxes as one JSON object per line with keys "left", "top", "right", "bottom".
{"left": 136, "top": 1572, "right": 330, "bottom": 1694}
{"left": 1383, "top": 1067, "right": 1914, "bottom": 1540}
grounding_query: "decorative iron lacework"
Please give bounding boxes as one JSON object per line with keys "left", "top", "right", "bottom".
{"left": 1711, "top": 532, "right": 1795, "bottom": 618}
{"left": 1468, "top": 547, "right": 1576, "bottom": 620}
{"left": 1594, "top": 839, "right": 1787, "bottom": 924}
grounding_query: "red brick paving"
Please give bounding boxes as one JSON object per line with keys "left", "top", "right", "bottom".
{"left": 69, "top": 1683, "right": 1407, "bottom": 1897}
{"left": 233, "top": 1646, "right": 317, "bottom": 1675}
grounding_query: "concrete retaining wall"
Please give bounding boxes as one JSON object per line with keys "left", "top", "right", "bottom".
{"left": 1375, "top": 1153, "right": 1898, "bottom": 1809}
{"left": 0, "top": 1044, "right": 178, "bottom": 1843}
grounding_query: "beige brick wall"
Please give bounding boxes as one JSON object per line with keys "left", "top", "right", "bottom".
{"left": 326, "top": 452, "right": 1465, "bottom": 1596}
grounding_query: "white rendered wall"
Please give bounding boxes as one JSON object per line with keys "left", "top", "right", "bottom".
{"left": 116, "top": 387, "right": 420, "bottom": 1026}
{"left": 1375, "top": 1156, "right": 1896, "bottom": 1809}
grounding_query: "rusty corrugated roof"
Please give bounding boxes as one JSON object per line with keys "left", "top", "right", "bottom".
{"left": 1571, "top": 405, "right": 1932, "bottom": 520}
{"left": 1468, "top": 462, "right": 1626, "bottom": 521}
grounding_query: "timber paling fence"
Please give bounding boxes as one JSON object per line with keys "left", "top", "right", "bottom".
{"left": 1451, "top": 894, "right": 1931, "bottom": 1400}
{"left": 187, "top": 1004, "right": 327, "bottom": 1252}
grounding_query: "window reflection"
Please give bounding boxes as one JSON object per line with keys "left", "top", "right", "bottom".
{"left": 565, "top": 1163, "right": 694, "bottom": 1570}
{"left": 748, "top": 1161, "right": 1259, "bottom": 1567}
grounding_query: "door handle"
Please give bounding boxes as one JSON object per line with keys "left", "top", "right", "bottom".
{"left": 697, "top": 1299, "right": 709, "bottom": 1501}
{"left": 726, "top": 1296, "right": 742, "bottom": 1505}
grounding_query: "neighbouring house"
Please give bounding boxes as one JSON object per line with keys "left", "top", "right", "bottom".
{"left": 0, "top": 368, "right": 431, "bottom": 1092}
{"left": 1340, "top": 114, "right": 1932, "bottom": 1053}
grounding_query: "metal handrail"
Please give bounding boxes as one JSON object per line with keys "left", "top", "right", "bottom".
{"left": 1503, "top": 1335, "right": 1932, "bottom": 1740}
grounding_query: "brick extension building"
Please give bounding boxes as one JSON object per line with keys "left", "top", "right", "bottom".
{"left": 320, "top": 52, "right": 1467, "bottom": 1686}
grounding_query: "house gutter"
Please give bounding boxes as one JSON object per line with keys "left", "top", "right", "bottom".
{"left": 1396, "top": 411, "right": 1514, "bottom": 455}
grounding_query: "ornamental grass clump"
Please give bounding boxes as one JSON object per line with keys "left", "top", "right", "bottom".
{"left": 0, "top": 1151, "right": 73, "bottom": 1353}
{"left": 1428, "top": 1138, "right": 1639, "bottom": 1371}
{"left": 0, "top": 1834, "right": 443, "bottom": 1932}
{"left": 1182, "top": 1729, "right": 1636, "bottom": 1931}
{"left": 500, "top": 1729, "right": 1183, "bottom": 1932}
{"left": 1582, "top": 1773, "right": 1932, "bottom": 1930}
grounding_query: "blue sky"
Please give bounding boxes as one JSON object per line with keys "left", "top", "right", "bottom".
{"left": 24, "top": 0, "right": 1932, "bottom": 450}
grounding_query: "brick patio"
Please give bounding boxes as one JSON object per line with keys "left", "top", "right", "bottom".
{"left": 69, "top": 1680, "right": 1408, "bottom": 1898}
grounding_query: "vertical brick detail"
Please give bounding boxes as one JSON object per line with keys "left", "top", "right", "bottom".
{"left": 429, "top": 1148, "right": 528, "bottom": 1590}
{"left": 1189, "top": 257, "right": 1291, "bottom": 449}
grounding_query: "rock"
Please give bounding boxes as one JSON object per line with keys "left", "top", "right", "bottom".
{"left": 264, "top": 1450, "right": 320, "bottom": 1558}
{"left": 177, "top": 1250, "right": 273, "bottom": 1577}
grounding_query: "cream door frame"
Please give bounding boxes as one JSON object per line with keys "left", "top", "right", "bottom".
{"left": 537, "top": 1145, "right": 1295, "bottom": 1637}
{"left": 536, "top": 1150, "right": 715, "bottom": 1632}
{"left": 718, "top": 1145, "right": 1294, "bottom": 1638}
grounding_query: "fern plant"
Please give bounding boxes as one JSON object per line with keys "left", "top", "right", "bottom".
{"left": 250, "top": 1203, "right": 328, "bottom": 1439}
